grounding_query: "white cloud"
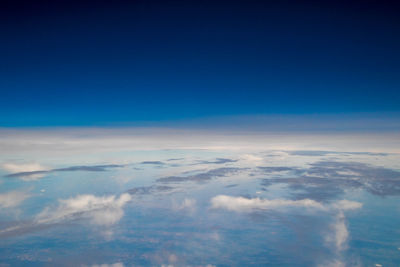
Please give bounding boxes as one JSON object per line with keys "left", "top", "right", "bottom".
{"left": 210, "top": 195, "right": 362, "bottom": 214}
{"left": 0, "top": 193, "right": 131, "bottom": 239}
{"left": 325, "top": 200, "right": 363, "bottom": 253}
{"left": 88, "top": 263, "right": 124, "bottom": 267}
{"left": 331, "top": 199, "right": 363, "bottom": 211}
{"left": 36, "top": 193, "right": 131, "bottom": 226}
{"left": 0, "top": 190, "right": 30, "bottom": 209}
{"left": 1, "top": 162, "right": 48, "bottom": 180}
{"left": 240, "top": 154, "right": 263, "bottom": 162}
{"left": 326, "top": 211, "right": 349, "bottom": 252}
{"left": 1, "top": 162, "right": 47, "bottom": 173}
{"left": 211, "top": 195, "right": 325, "bottom": 212}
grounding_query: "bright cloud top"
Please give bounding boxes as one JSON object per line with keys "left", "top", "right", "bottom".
{"left": 1, "top": 162, "right": 48, "bottom": 180}
{"left": 210, "top": 195, "right": 326, "bottom": 212}
{"left": 89, "top": 263, "right": 125, "bottom": 267}
{"left": 36, "top": 193, "right": 131, "bottom": 226}
{"left": 211, "top": 195, "right": 362, "bottom": 213}
{"left": 1, "top": 162, "right": 47, "bottom": 173}
{"left": 331, "top": 199, "right": 363, "bottom": 211}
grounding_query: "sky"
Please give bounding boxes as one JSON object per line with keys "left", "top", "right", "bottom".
{"left": 1, "top": 0, "right": 400, "bottom": 126}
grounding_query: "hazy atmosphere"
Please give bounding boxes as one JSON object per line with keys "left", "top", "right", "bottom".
{"left": 1, "top": 0, "right": 400, "bottom": 266}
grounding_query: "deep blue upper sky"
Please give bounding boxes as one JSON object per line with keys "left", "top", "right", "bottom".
{"left": 1, "top": 0, "right": 399, "bottom": 126}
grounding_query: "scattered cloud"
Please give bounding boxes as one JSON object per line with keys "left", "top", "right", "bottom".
{"left": 261, "top": 161, "right": 400, "bottom": 200}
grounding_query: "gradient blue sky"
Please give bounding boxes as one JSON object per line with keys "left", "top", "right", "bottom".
{"left": 1, "top": 0, "right": 399, "bottom": 126}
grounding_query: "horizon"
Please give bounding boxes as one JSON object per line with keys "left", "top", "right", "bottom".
{"left": 1, "top": 1, "right": 400, "bottom": 266}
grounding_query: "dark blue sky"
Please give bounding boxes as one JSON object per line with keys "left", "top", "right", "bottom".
{"left": 1, "top": 0, "right": 399, "bottom": 126}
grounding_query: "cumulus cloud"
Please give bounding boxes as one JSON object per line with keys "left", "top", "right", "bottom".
{"left": 211, "top": 195, "right": 325, "bottom": 212}
{"left": 36, "top": 193, "right": 131, "bottom": 226}
{"left": 0, "top": 190, "right": 30, "bottom": 209}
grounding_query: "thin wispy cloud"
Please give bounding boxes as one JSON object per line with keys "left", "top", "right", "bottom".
{"left": 0, "top": 190, "right": 31, "bottom": 209}
{"left": 0, "top": 193, "right": 131, "bottom": 238}
{"left": 1, "top": 162, "right": 48, "bottom": 180}
{"left": 172, "top": 198, "right": 196, "bottom": 214}
{"left": 36, "top": 193, "right": 131, "bottom": 226}
{"left": 3, "top": 164, "right": 124, "bottom": 179}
